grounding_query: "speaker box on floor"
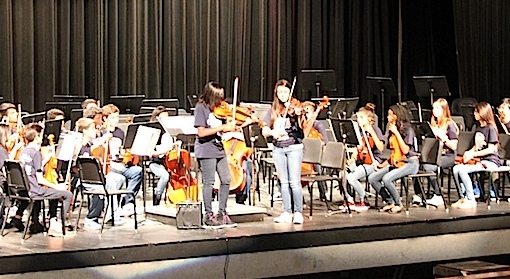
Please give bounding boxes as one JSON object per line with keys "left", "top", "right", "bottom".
{"left": 176, "top": 202, "right": 203, "bottom": 229}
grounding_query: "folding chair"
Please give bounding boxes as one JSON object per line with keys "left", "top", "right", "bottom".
{"left": 301, "top": 141, "right": 351, "bottom": 218}
{"left": 75, "top": 157, "right": 138, "bottom": 234}
{"left": 404, "top": 138, "right": 446, "bottom": 213}
{"left": 1, "top": 160, "right": 66, "bottom": 240}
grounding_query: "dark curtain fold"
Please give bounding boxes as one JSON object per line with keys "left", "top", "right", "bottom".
{"left": 453, "top": 0, "right": 510, "bottom": 103}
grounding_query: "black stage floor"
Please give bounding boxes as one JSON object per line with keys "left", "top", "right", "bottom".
{"left": 2, "top": 203, "right": 510, "bottom": 276}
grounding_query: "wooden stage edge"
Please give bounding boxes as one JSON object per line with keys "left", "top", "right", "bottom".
{"left": 2, "top": 204, "right": 510, "bottom": 276}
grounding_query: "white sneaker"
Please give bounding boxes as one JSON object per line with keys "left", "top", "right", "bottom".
{"left": 451, "top": 198, "right": 465, "bottom": 209}
{"left": 84, "top": 218, "right": 102, "bottom": 230}
{"left": 457, "top": 199, "right": 477, "bottom": 209}
{"left": 104, "top": 213, "right": 126, "bottom": 226}
{"left": 412, "top": 195, "right": 423, "bottom": 207}
{"left": 293, "top": 212, "right": 304, "bottom": 224}
{"left": 48, "top": 217, "right": 64, "bottom": 237}
{"left": 119, "top": 203, "right": 135, "bottom": 217}
{"left": 274, "top": 212, "right": 293, "bottom": 223}
{"left": 346, "top": 196, "right": 354, "bottom": 204}
{"left": 426, "top": 195, "right": 444, "bottom": 207}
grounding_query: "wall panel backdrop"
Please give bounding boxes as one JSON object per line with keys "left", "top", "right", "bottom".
{"left": 0, "top": 0, "right": 398, "bottom": 112}
{"left": 0, "top": 0, "right": 508, "bottom": 113}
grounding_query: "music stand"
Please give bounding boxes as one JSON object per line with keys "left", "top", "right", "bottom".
{"left": 413, "top": 75, "right": 450, "bottom": 106}
{"left": 330, "top": 97, "right": 360, "bottom": 120}
{"left": 141, "top": 99, "right": 179, "bottom": 111}
{"left": 42, "top": 119, "right": 63, "bottom": 146}
{"left": 411, "top": 121, "right": 435, "bottom": 144}
{"left": 109, "top": 95, "right": 145, "bottom": 114}
{"left": 69, "top": 109, "right": 83, "bottom": 131}
{"left": 330, "top": 118, "right": 362, "bottom": 146}
{"left": 22, "top": 112, "right": 46, "bottom": 125}
{"left": 53, "top": 95, "right": 88, "bottom": 103}
{"left": 45, "top": 101, "right": 82, "bottom": 120}
{"left": 299, "top": 69, "right": 337, "bottom": 98}
{"left": 242, "top": 123, "right": 268, "bottom": 205}
{"left": 366, "top": 76, "right": 397, "bottom": 128}
{"left": 132, "top": 113, "right": 153, "bottom": 123}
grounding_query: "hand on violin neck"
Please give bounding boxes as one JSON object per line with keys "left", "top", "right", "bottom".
{"left": 388, "top": 123, "right": 399, "bottom": 135}
{"left": 222, "top": 121, "right": 236, "bottom": 133}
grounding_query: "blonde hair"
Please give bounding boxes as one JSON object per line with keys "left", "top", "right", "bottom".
{"left": 76, "top": 118, "right": 95, "bottom": 133}
{"left": 430, "top": 98, "right": 453, "bottom": 128}
{"left": 357, "top": 103, "right": 376, "bottom": 125}
{"left": 101, "top": 104, "right": 119, "bottom": 116}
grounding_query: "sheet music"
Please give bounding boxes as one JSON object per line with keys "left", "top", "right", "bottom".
{"left": 158, "top": 116, "right": 197, "bottom": 135}
{"left": 130, "top": 126, "right": 161, "bottom": 156}
{"left": 57, "top": 132, "right": 83, "bottom": 161}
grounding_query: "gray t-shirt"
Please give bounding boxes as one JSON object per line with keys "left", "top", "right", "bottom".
{"left": 19, "top": 146, "right": 43, "bottom": 195}
{"left": 194, "top": 102, "right": 225, "bottom": 159}
{"left": 443, "top": 121, "right": 459, "bottom": 155}
{"left": 369, "top": 125, "right": 385, "bottom": 163}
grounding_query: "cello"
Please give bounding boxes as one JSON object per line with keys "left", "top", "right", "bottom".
{"left": 164, "top": 141, "right": 198, "bottom": 204}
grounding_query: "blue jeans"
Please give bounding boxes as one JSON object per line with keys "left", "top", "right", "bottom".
{"left": 368, "top": 157, "right": 420, "bottom": 205}
{"left": 199, "top": 157, "right": 231, "bottom": 214}
{"left": 272, "top": 144, "right": 304, "bottom": 213}
{"left": 347, "top": 164, "right": 376, "bottom": 200}
{"left": 452, "top": 160, "right": 498, "bottom": 201}
{"left": 416, "top": 154, "right": 455, "bottom": 195}
{"left": 84, "top": 172, "right": 124, "bottom": 220}
{"left": 121, "top": 166, "right": 143, "bottom": 205}
{"left": 149, "top": 163, "right": 170, "bottom": 196}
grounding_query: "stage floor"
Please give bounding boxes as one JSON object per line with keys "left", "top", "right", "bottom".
{"left": 2, "top": 198, "right": 510, "bottom": 276}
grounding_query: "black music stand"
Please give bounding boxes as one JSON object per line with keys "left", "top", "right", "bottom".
{"left": 22, "top": 112, "right": 46, "bottom": 125}
{"left": 53, "top": 95, "right": 89, "bottom": 103}
{"left": 411, "top": 121, "right": 435, "bottom": 144}
{"left": 366, "top": 76, "right": 397, "bottom": 128}
{"left": 124, "top": 121, "right": 165, "bottom": 212}
{"left": 45, "top": 101, "right": 82, "bottom": 120}
{"left": 299, "top": 69, "right": 337, "bottom": 98}
{"left": 330, "top": 118, "right": 362, "bottom": 146}
{"left": 330, "top": 97, "right": 360, "bottom": 120}
{"left": 243, "top": 123, "right": 268, "bottom": 206}
{"left": 413, "top": 75, "right": 450, "bottom": 107}
{"left": 69, "top": 109, "right": 83, "bottom": 131}
{"left": 42, "top": 119, "right": 63, "bottom": 146}
{"left": 142, "top": 99, "right": 179, "bottom": 111}
{"left": 109, "top": 95, "right": 145, "bottom": 114}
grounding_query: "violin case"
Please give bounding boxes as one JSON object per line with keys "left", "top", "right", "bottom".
{"left": 176, "top": 202, "right": 203, "bottom": 229}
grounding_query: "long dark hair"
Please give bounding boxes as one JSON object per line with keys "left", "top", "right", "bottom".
{"left": 389, "top": 104, "right": 411, "bottom": 137}
{"left": 198, "top": 81, "right": 224, "bottom": 109}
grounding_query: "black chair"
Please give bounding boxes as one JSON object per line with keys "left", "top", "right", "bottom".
{"left": 1, "top": 161, "right": 66, "bottom": 240}
{"left": 404, "top": 138, "right": 447, "bottom": 213}
{"left": 75, "top": 157, "right": 138, "bottom": 234}
{"left": 446, "top": 131, "right": 474, "bottom": 203}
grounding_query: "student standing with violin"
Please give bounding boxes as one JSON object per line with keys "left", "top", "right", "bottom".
{"left": 346, "top": 104, "right": 385, "bottom": 212}
{"left": 262, "top": 79, "right": 305, "bottom": 224}
{"left": 452, "top": 102, "right": 501, "bottom": 209}
{"left": 194, "top": 81, "right": 237, "bottom": 228}
{"left": 368, "top": 104, "right": 419, "bottom": 214}
{"left": 413, "top": 98, "right": 459, "bottom": 207}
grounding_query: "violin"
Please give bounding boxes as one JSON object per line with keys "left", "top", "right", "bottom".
{"left": 213, "top": 101, "right": 255, "bottom": 126}
{"left": 42, "top": 134, "right": 59, "bottom": 184}
{"left": 8, "top": 104, "right": 25, "bottom": 160}
{"left": 358, "top": 133, "right": 375, "bottom": 165}
{"left": 455, "top": 155, "right": 480, "bottom": 165}
{"left": 388, "top": 123, "right": 406, "bottom": 168}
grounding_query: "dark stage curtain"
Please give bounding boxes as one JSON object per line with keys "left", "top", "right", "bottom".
{"left": 453, "top": 0, "right": 510, "bottom": 104}
{"left": 0, "top": 0, "right": 398, "bottom": 112}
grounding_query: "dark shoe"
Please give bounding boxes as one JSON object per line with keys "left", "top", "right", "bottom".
{"left": 1, "top": 218, "right": 13, "bottom": 230}
{"left": 29, "top": 222, "right": 45, "bottom": 235}
{"left": 9, "top": 217, "right": 24, "bottom": 232}
{"left": 203, "top": 212, "right": 221, "bottom": 228}
{"left": 153, "top": 194, "right": 162, "bottom": 206}
{"left": 217, "top": 211, "right": 237, "bottom": 228}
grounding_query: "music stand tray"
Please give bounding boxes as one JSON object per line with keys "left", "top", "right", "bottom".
{"left": 299, "top": 69, "right": 337, "bottom": 98}
{"left": 413, "top": 75, "right": 450, "bottom": 106}
{"left": 366, "top": 76, "right": 397, "bottom": 128}
{"left": 124, "top": 121, "right": 165, "bottom": 150}
{"left": 242, "top": 123, "right": 268, "bottom": 148}
{"left": 330, "top": 97, "right": 360, "bottom": 120}
{"left": 42, "top": 119, "right": 63, "bottom": 146}
{"left": 330, "top": 118, "right": 362, "bottom": 146}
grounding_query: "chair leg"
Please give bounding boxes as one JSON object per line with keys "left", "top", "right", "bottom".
{"left": 1, "top": 202, "right": 12, "bottom": 237}
{"left": 75, "top": 192, "right": 85, "bottom": 230}
{"left": 100, "top": 196, "right": 109, "bottom": 235}
{"left": 23, "top": 203, "right": 34, "bottom": 240}
{"left": 60, "top": 201, "right": 66, "bottom": 236}
{"left": 132, "top": 194, "right": 138, "bottom": 231}
{"left": 338, "top": 178, "right": 351, "bottom": 215}
{"left": 110, "top": 196, "right": 115, "bottom": 226}
{"left": 41, "top": 201, "right": 47, "bottom": 233}
{"left": 308, "top": 183, "right": 313, "bottom": 219}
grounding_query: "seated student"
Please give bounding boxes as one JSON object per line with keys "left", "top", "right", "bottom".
{"left": 75, "top": 118, "right": 125, "bottom": 229}
{"left": 412, "top": 98, "right": 459, "bottom": 207}
{"left": 16, "top": 124, "right": 73, "bottom": 237}
{"left": 101, "top": 104, "right": 143, "bottom": 216}
{"left": 346, "top": 104, "right": 385, "bottom": 212}
{"left": 0, "top": 124, "right": 14, "bottom": 229}
{"left": 0, "top": 102, "right": 18, "bottom": 132}
{"left": 368, "top": 104, "right": 419, "bottom": 214}
{"left": 81, "top": 99, "right": 99, "bottom": 111}
{"left": 148, "top": 106, "right": 174, "bottom": 205}
{"left": 498, "top": 98, "right": 510, "bottom": 133}
{"left": 452, "top": 102, "right": 501, "bottom": 209}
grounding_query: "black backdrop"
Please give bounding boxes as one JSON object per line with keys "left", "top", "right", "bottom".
{"left": 0, "top": 0, "right": 508, "bottom": 112}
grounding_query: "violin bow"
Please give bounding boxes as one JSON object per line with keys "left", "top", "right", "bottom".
{"left": 231, "top": 77, "right": 239, "bottom": 125}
